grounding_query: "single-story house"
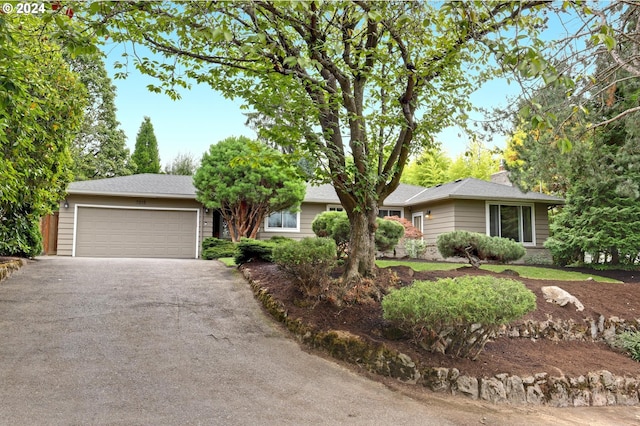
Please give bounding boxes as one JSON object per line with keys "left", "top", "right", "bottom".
{"left": 56, "top": 171, "right": 563, "bottom": 260}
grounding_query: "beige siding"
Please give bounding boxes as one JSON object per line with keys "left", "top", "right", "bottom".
{"left": 452, "top": 200, "right": 486, "bottom": 234}
{"left": 534, "top": 204, "right": 550, "bottom": 248}
{"left": 408, "top": 201, "right": 455, "bottom": 245}
{"left": 57, "top": 195, "right": 210, "bottom": 257}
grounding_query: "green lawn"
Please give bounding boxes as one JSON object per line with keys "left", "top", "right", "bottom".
{"left": 217, "top": 257, "right": 237, "bottom": 267}
{"left": 376, "top": 260, "right": 621, "bottom": 283}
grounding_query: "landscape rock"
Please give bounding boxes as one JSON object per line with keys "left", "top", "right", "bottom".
{"left": 541, "top": 285, "right": 585, "bottom": 311}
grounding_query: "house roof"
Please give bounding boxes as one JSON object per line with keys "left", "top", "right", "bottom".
{"left": 404, "top": 178, "right": 564, "bottom": 205}
{"left": 67, "top": 174, "right": 563, "bottom": 205}
{"left": 67, "top": 174, "right": 196, "bottom": 199}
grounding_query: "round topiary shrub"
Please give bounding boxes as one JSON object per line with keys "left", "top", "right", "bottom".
{"left": 382, "top": 275, "right": 536, "bottom": 360}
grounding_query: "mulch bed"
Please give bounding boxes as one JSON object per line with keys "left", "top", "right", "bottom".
{"left": 241, "top": 260, "right": 640, "bottom": 379}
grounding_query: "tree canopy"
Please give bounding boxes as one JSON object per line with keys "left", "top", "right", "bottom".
{"left": 67, "top": 52, "right": 134, "bottom": 180}
{"left": 194, "top": 136, "right": 306, "bottom": 242}
{"left": 131, "top": 116, "right": 161, "bottom": 174}
{"left": 0, "top": 15, "right": 87, "bottom": 256}
{"left": 164, "top": 152, "right": 198, "bottom": 176}
{"left": 84, "top": 1, "right": 558, "bottom": 281}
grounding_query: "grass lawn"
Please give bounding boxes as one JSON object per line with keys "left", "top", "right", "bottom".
{"left": 218, "top": 257, "right": 236, "bottom": 267}
{"left": 376, "top": 260, "right": 621, "bottom": 283}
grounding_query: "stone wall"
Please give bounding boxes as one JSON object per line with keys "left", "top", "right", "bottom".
{"left": 0, "top": 258, "right": 25, "bottom": 282}
{"left": 242, "top": 267, "right": 640, "bottom": 407}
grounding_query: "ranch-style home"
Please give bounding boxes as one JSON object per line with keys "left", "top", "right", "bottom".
{"left": 54, "top": 171, "right": 563, "bottom": 260}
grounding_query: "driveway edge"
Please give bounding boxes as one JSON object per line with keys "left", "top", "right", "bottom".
{"left": 0, "top": 258, "right": 26, "bottom": 283}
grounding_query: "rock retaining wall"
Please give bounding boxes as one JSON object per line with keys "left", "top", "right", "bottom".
{"left": 242, "top": 267, "right": 640, "bottom": 407}
{"left": 0, "top": 258, "right": 25, "bottom": 282}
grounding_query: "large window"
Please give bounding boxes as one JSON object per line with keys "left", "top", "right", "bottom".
{"left": 487, "top": 203, "right": 534, "bottom": 245}
{"left": 266, "top": 209, "right": 299, "bottom": 232}
{"left": 378, "top": 209, "right": 402, "bottom": 218}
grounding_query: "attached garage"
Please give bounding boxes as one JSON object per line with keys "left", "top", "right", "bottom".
{"left": 56, "top": 174, "right": 214, "bottom": 259}
{"left": 74, "top": 206, "right": 199, "bottom": 258}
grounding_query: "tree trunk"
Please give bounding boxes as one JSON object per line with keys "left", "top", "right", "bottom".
{"left": 343, "top": 200, "right": 378, "bottom": 282}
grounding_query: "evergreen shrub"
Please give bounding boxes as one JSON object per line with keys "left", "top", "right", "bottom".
{"left": 272, "top": 237, "right": 337, "bottom": 298}
{"left": 234, "top": 238, "right": 277, "bottom": 264}
{"left": 404, "top": 239, "right": 428, "bottom": 259}
{"left": 436, "top": 231, "right": 526, "bottom": 268}
{"left": 382, "top": 276, "right": 536, "bottom": 360}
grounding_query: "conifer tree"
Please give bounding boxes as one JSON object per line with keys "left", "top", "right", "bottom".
{"left": 132, "top": 117, "right": 161, "bottom": 174}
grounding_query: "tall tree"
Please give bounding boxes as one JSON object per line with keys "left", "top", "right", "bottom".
{"left": 164, "top": 152, "right": 198, "bottom": 175}
{"left": 86, "top": 1, "right": 555, "bottom": 281}
{"left": 401, "top": 147, "right": 451, "bottom": 187}
{"left": 194, "top": 136, "right": 306, "bottom": 242}
{"left": 67, "top": 52, "right": 133, "bottom": 180}
{"left": 132, "top": 116, "right": 161, "bottom": 174}
{"left": 447, "top": 140, "right": 500, "bottom": 182}
{"left": 0, "top": 15, "right": 87, "bottom": 256}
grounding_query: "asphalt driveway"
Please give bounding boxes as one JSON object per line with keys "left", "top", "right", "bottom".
{"left": 1, "top": 258, "right": 637, "bottom": 425}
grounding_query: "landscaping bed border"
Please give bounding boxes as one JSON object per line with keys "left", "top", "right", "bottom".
{"left": 241, "top": 265, "right": 640, "bottom": 407}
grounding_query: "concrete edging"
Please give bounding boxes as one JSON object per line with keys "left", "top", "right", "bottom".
{"left": 241, "top": 266, "right": 640, "bottom": 407}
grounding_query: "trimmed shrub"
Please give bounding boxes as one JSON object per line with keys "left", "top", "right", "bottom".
{"left": 375, "top": 217, "right": 404, "bottom": 254}
{"left": 404, "top": 239, "right": 428, "bottom": 259}
{"left": 201, "top": 237, "right": 237, "bottom": 260}
{"left": 436, "top": 231, "right": 526, "bottom": 268}
{"left": 382, "top": 276, "right": 536, "bottom": 360}
{"left": 234, "top": 238, "right": 277, "bottom": 264}
{"left": 312, "top": 211, "right": 405, "bottom": 257}
{"left": 272, "top": 237, "right": 337, "bottom": 298}
{"left": 614, "top": 331, "right": 640, "bottom": 362}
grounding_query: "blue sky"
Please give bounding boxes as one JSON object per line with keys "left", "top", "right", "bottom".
{"left": 102, "top": 44, "right": 519, "bottom": 168}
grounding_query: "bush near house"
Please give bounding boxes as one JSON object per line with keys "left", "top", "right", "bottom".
{"left": 272, "top": 237, "right": 337, "bottom": 298}
{"left": 234, "top": 237, "right": 292, "bottom": 265}
{"left": 404, "top": 239, "right": 429, "bottom": 259}
{"left": 436, "top": 230, "right": 526, "bottom": 268}
{"left": 382, "top": 276, "right": 536, "bottom": 360}
{"left": 201, "top": 237, "right": 237, "bottom": 260}
{"left": 311, "top": 211, "right": 405, "bottom": 258}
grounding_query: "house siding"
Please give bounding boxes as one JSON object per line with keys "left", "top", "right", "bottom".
{"left": 57, "top": 194, "right": 210, "bottom": 257}
{"left": 453, "top": 200, "right": 486, "bottom": 234}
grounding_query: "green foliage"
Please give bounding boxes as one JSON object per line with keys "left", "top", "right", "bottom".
{"left": 446, "top": 140, "right": 500, "bottom": 182}
{"left": 402, "top": 147, "right": 452, "bottom": 187}
{"left": 132, "top": 116, "right": 161, "bottom": 173}
{"left": 375, "top": 218, "right": 405, "bottom": 253}
{"left": 404, "top": 239, "right": 429, "bottom": 259}
{"left": 0, "top": 205, "right": 42, "bottom": 258}
{"left": 436, "top": 231, "right": 526, "bottom": 268}
{"left": 164, "top": 152, "right": 198, "bottom": 175}
{"left": 272, "top": 237, "right": 337, "bottom": 298}
{"left": 614, "top": 331, "right": 640, "bottom": 362}
{"left": 201, "top": 237, "right": 237, "bottom": 260}
{"left": 194, "top": 136, "right": 305, "bottom": 242}
{"left": 382, "top": 276, "right": 536, "bottom": 359}
{"left": 234, "top": 238, "right": 278, "bottom": 265}
{"left": 0, "top": 15, "right": 87, "bottom": 257}
{"left": 312, "top": 211, "right": 405, "bottom": 257}
{"left": 67, "top": 52, "right": 133, "bottom": 180}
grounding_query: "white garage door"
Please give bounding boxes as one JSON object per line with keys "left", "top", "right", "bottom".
{"left": 75, "top": 207, "right": 198, "bottom": 258}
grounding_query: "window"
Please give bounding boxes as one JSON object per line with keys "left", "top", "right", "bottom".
{"left": 266, "top": 209, "right": 299, "bottom": 232}
{"left": 378, "top": 209, "right": 402, "bottom": 218}
{"left": 487, "top": 203, "right": 534, "bottom": 245}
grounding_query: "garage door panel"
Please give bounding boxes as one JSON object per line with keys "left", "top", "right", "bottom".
{"left": 75, "top": 207, "right": 197, "bottom": 258}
